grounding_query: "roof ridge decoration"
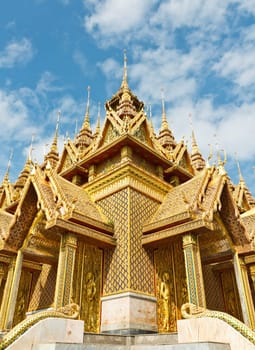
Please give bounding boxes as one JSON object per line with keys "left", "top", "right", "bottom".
{"left": 157, "top": 91, "right": 176, "bottom": 151}
{"left": 44, "top": 111, "right": 60, "bottom": 168}
{"left": 29, "top": 165, "right": 57, "bottom": 220}
{"left": 190, "top": 125, "right": 205, "bottom": 172}
{"left": 75, "top": 86, "right": 93, "bottom": 154}
{"left": 0, "top": 152, "right": 15, "bottom": 207}
{"left": 45, "top": 166, "right": 75, "bottom": 218}
{"left": 234, "top": 155, "right": 255, "bottom": 210}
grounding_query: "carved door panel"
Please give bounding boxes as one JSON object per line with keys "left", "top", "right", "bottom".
{"left": 13, "top": 269, "right": 33, "bottom": 326}
{"left": 220, "top": 269, "right": 243, "bottom": 321}
{"left": 73, "top": 242, "right": 102, "bottom": 333}
{"left": 154, "top": 239, "right": 188, "bottom": 333}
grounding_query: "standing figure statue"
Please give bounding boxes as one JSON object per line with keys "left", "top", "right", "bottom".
{"left": 160, "top": 271, "right": 171, "bottom": 331}
{"left": 85, "top": 272, "right": 96, "bottom": 332}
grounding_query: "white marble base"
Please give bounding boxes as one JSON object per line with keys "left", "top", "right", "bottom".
{"left": 6, "top": 318, "right": 84, "bottom": 350}
{"left": 101, "top": 292, "right": 157, "bottom": 334}
{"left": 178, "top": 318, "right": 255, "bottom": 350}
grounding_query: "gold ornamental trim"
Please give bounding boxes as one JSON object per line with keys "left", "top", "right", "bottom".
{"left": 84, "top": 162, "right": 171, "bottom": 202}
{"left": 51, "top": 218, "right": 116, "bottom": 248}
{"left": 143, "top": 211, "right": 191, "bottom": 233}
{"left": 142, "top": 219, "right": 214, "bottom": 246}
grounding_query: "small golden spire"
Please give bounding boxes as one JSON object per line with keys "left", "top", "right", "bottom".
{"left": 121, "top": 49, "right": 128, "bottom": 89}
{"left": 82, "top": 86, "right": 91, "bottom": 129}
{"left": 28, "top": 134, "right": 35, "bottom": 162}
{"left": 235, "top": 153, "right": 244, "bottom": 182}
{"left": 44, "top": 112, "right": 60, "bottom": 168}
{"left": 189, "top": 114, "right": 199, "bottom": 155}
{"left": 51, "top": 110, "right": 60, "bottom": 152}
{"left": 148, "top": 104, "right": 155, "bottom": 135}
{"left": 95, "top": 102, "right": 101, "bottom": 135}
{"left": 3, "top": 150, "right": 13, "bottom": 183}
{"left": 207, "top": 144, "right": 213, "bottom": 167}
{"left": 160, "top": 89, "right": 169, "bottom": 131}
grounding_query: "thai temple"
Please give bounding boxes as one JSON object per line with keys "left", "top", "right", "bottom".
{"left": 1, "top": 54, "right": 255, "bottom": 349}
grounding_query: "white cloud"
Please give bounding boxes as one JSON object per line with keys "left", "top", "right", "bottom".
{"left": 73, "top": 50, "right": 88, "bottom": 74}
{"left": 213, "top": 44, "right": 255, "bottom": 88}
{"left": 151, "top": 0, "right": 229, "bottom": 31}
{"left": 36, "top": 71, "right": 64, "bottom": 95}
{"left": 0, "top": 89, "right": 38, "bottom": 141}
{"left": 84, "top": 0, "right": 156, "bottom": 43}
{"left": 0, "top": 38, "right": 35, "bottom": 68}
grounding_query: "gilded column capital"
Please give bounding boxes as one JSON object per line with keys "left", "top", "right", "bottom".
{"left": 182, "top": 233, "right": 198, "bottom": 247}
{"left": 62, "top": 232, "right": 77, "bottom": 248}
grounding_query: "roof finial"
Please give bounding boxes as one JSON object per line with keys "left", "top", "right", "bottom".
{"left": 51, "top": 110, "right": 60, "bottom": 151}
{"left": 28, "top": 134, "right": 35, "bottom": 162}
{"left": 235, "top": 153, "right": 244, "bottom": 182}
{"left": 148, "top": 104, "right": 155, "bottom": 136}
{"left": 83, "top": 86, "right": 91, "bottom": 129}
{"left": 95, "top": 102, "right": 101, "bottom": 135}
{"left": 121, "top": 49, "right": 128, "bottom": 89}
{"left": 189, "top": 113, "right": 198, "bottom": 152}
{"left": 3, "top": 150, "right": 13, "bottom": 182}
{"left": 160, "top": 88, "right": 169, "bottom": 131}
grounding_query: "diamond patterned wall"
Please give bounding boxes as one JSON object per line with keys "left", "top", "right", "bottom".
{"left": 98, "top": 188, "right": 159, "bottom": 295}
{"left": 129, "top": 188, "right": 158, "bottom": 294}
{"left": 98, "top": 189, "right": 129, "bottom": 294}
{"left": 28, "top": 264, "right": 57, "bottom": 311}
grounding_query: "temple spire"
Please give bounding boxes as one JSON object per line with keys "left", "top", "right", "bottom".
{"left": 28, "top": 134, "right": 35, "bottom": 162}
{"left": 189, "top": 115, "right": 205, "bottom": 172}
{"left": 44, "top": 111, "right": 60, "bottom": 168}
{"left": 3, "top": 150, "right": 13, "bottom": 184}
{"left": 157, "top": 92, "right": 176, "bottom": 150}
{"left": 160, "top": 89, "right": 169, "bottom": 131}
{"left": 236, "top": 154, "right": 244, "bottom": 183}
{"left": 82, "top": 86, "right": 91, "bottom": 130}
{"left": 149, "top": 104, "right": 156, "bottom": 137}
{"left": 75, "top": 86, "right": 93, "bottom": 151}
{"left": 121, "top": 49, "right": 128, "bottom": 90}
{"left": 94, "top": 102, "right": 101, "bottom": 137}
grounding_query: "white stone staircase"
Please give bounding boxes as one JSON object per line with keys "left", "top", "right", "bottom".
{"left": 4, "top": 318, "right": 255, "bottom": 350}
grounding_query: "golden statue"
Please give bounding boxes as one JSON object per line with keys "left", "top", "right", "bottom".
{"left": 160, "top": 272, "right": 171, "bottom": 331}
{"left": 85, "top": 272, "right": 96, "bottom": 332}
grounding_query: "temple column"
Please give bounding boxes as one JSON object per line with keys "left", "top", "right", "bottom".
{"left": 182, "top": 234, "right": 206, "bottom": 307}
{"left": 54, "top": 232, "right": 77, "bottom": 308}
{"left": 0, "top": 263, "right": 5, "bottom": 289}
{"left": 233, "top": 253, "right": 255, "bottom": 328}
{"left": 0, "top": 251, "right": 23, "bottom": 330}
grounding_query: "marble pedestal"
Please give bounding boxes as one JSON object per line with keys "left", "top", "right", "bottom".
{"left": 101, "top": 292, "right": 157, "bottom": 335}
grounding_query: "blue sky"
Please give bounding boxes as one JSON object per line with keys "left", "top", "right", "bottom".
{"left": 1, "top": 0, "right": 255, "bottom": 193}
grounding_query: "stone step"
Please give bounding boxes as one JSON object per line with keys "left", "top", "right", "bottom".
{"left": 83, "top": 333, "right": 130, "bottom": 345}
{"left": 34, "top": 342, "right": 231, "bottom": 350}
{"left": 134, "top": 333, "right": 178, "bottom": 345}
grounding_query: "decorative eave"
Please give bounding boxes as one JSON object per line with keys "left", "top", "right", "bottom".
{"left": 59, "top": 165, "right": 88, "bottom": 182}
{"left": 164, "top": 163, "right": 193, "bottom": 182}
{"left": 70, "top": 211, "right": 114, "bottom": 234}
{"left": 77, "top": 133, "right": 174, "bottom": 170}
{"left": 143, "top": 211, "right": 191, "bottom": 234}
{"left": 142, "top": 218, "right": 214, "bottom": 247}
{"left": 47, "top": 217, "right": 116, "bottom": 248}
{"left": 84, "top": 160, "right": 171, "bottom": 202}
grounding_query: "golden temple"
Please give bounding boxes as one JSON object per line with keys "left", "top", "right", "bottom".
{"left": 0, "top": 54, "right": 255, "bottom": 337}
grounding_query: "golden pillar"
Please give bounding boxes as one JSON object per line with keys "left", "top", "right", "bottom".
{"left": 182, "top": 234, "right": 206, "bottom": 307}
{"left": 54, "top": 232, "right": 77, "bottom": 308}
{"left": 0, "top": 263, "right": 5, "bottom": 289}
{"left": 233, "top": 253, "right": 255, "bottom": 328}
{"left": 0, "top": 251, "right": 23, "bottom": 330}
